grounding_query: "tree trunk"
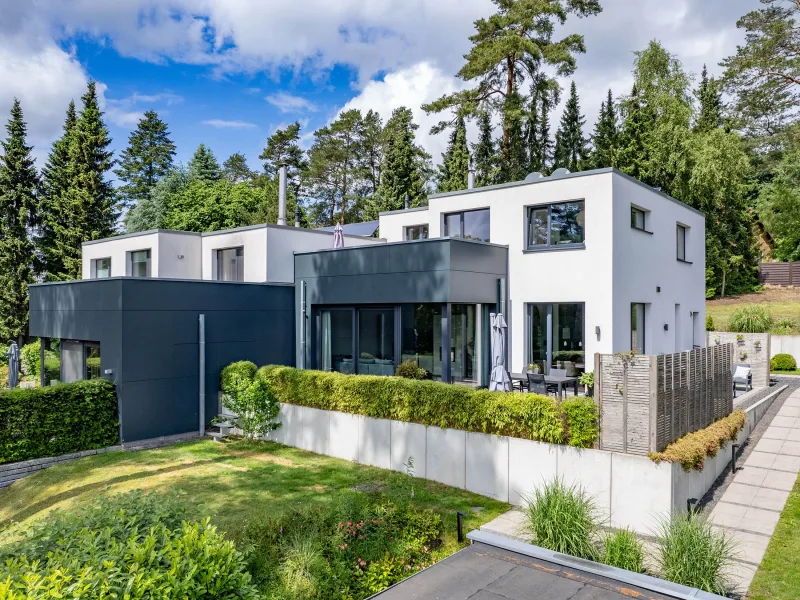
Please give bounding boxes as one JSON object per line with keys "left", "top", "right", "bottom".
{"left": 341, "top": 164, "right": 348, "bottom": 225}
{"left": 721, "top": 269, "right": 727, "bottom": 298}
{"left": 502, "top": 56, "right": 515, "bottom": 164}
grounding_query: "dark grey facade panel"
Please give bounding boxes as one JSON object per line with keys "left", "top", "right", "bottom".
{"left": 29, "top": 278, "right": 295, "bottom": 443}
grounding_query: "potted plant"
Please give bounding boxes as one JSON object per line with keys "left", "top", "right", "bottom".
{"left": 526, "top": 363, "right": 542, "bottom": 374}
{"left": 736, "top": 334, "right": 745, "bottom": 343}
{"left": 739, "top": 350, "right": 748, "bottom": 361}
{"left": 580, "top": 371, "right": 594, "bottom": 397}
{"left": 714, "top": 335, "right": 721, "bottom": 345}
{"left": 754, "top": 339, "right": 761, "bottom": 350}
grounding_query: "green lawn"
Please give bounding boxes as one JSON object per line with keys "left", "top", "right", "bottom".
{"left": 706, "top": 287, "right": 800, "bottom": 333}
{"left": 748, "top": 472, "right": 800, "bottom": 600}
{"left": 0, "top": 438, "right": 507, "bottom": 561}
{"left": 773, "top": 370, "right": 800, "bottom": 376}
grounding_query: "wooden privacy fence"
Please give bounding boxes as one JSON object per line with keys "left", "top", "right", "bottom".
{"left": 596, "top": 344, "right": 733, "bottom": 455}
{"left": 759, "top": 262, "right": 800, "bottom": 287}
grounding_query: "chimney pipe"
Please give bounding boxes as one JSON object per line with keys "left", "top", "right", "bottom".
{"left": 294, "top": 205, "right": 301, "bottom": 228}
{"left": 467, "top": 156, "right": 476, "bottom": 190}
{"left": 277, "top": 165, "right": 287, "bottom": 226}
{"left": 404, "top": 193, "right": 409, "bottom": 210}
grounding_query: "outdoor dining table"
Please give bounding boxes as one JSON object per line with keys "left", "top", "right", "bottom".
{"left": 509, "top": 372, "right": 580, "bottom": 398}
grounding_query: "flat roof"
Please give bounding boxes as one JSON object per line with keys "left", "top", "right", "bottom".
{"left": 379, "top": 168, "right": 705, "bottom": 219}
{"left": 293, "top": 235, "right": 509, "bottom": 256}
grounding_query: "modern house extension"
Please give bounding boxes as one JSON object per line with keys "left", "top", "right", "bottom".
{"left": 28, "top": 166, "right": 705, "bottom": 441}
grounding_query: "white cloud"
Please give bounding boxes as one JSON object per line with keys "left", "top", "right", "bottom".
{"left": 202, "top": 119, "right": 258, "bottom": 129}
{"left": 101, "top": 89, "right": 185, "bottom": 128}
{"left": 265, "top": 92, "right": 318, "bottom": 113}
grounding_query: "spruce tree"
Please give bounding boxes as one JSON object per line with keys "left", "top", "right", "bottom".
{"left": 188, "top": 144, "right": 222, "bottom": 181}
{"left": 0, "top": 100, "right": 39, "bottom": 343}
{"left": 472, "top": 110, "right": 496, "bottom": 187}
{"left": 617, "top": 85, "right": 649, "bottom": 182}
{"left": 553, "top": 81, "right": 589, "bottom": 172}
{"left": 695, "top": 65, "right": 724, "bottom": 133}
{"left": 590, "top": 89, "right": 620, "bottom": 169}
{"left": 527, "top": 78, "right": 558, "bottom": 174}
{"left": 371, "top": 107, "right": 429, "bottom": 216}
{"left": 114, "top": 110, "right": 175, "bottom": 208}
{"left": 437, "top": 115, "right": 469, "bottom": 192}
{"left": 52, "top": 81, "right": 116, "bottom": 280}
{"left": 38, "top": 101, "right": 77, "bottom": 280}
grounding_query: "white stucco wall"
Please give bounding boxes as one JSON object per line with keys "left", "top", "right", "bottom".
{"left": 81, "top": 231, "right": 202, "bottom": 279}
{"left": 201, "top": 226, "right": 268, "bottom": 282}
{"left": 611, "top": 176, "right": 706, "bottom": 356}
{"left": 378, "top": 207, "right": 430, "bottom": 243}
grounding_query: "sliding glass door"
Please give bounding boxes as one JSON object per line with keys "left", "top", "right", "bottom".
{"left": 320, "top": 308, "right": 355, "bottom": 373}
{"left": 400, "top": 304, "right": 442, "bottom": 379}
{"left": 527, "top": 303, "right": 585, "bottom": 375}
{"left": 358, "top": 308, "right": 396, "bottom": 376}
{"left": 451, "top": 304, "right": 477, "bottom": 383}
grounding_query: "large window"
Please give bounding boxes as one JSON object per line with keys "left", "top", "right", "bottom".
{"left": 60, "top": 340, "right": 101, "bottom": 384}
{"left": 358, "top": 309, "right": 396, "bottom": 375}
{"left": 451, "top": 304, "right": 477, "bottom": 382}
{"left": 401, "top": 304, "right": 442, "bottom": 379}
{"left": 676, "top": 224, "right": 687, "bottom": 261}
{"left": 631, "top": 303, "right": 646, "bottom": 354}
{"left": 527, "top": 303, "right": 585, "bottom": 375}
{"left": 404, "top": 225, "right": 429, "bottom": 241}
{"left": 129, "top": 250, "right": 151, "bottom": 278}
{"left": 91, "top": 257, "right": 111, "bottom": 278}
{"left": 526, "top": 201, "right": 585, "bottom": 249}
{"left": 320, "top": 309, "right": 355, "bottom": 374}
{"left": 444, "top": 208, "right": 490, "bottom": 242}
{"left": 216, "top": 247, "right": 244, "bottom": 281}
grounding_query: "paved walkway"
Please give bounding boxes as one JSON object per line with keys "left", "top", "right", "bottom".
{"left": 709, "top": 386, "right": 800, "bottom": 593}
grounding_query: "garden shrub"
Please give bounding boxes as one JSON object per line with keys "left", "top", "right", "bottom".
{"left": 522, "top": 478, "right": 601, "bottom": 560}
{"left": 705, "top": 314, "right": 714, "bottom": 331}
{"left": 15, "top": 339, "right": 59, "bottom": 382}
{"left": 649, "top": 410, "right": 746, "bottom": 471}
{"left": 395, "top": 359, "right": 426, "bottom": 380}
{"left": 654, "top": 513, "right": 735, "bottom": 595}
{"left": 771, "top": 317, "right": 797, "bottom": 335}
{"left": 258, "top": 366, "right": 597, "bottom": 446}
{"left": 0, "top": 379, "right": 118, "bottom": 464}
{"left": 0, "top": 343, "right": 8, "bottom": 367}
{"left": 771, "top": 353, "right": 797, "bottom": 371}
{"left": 0, "top": 490, "right": 258, "bottom": 600}
{"left": 0, "top": 366, "right": 7, "bottom": 388}
{"left": 221, "top": 361, "right": 281, "bottom": 440}
{"left": 603, "top": 528, "right": 644, "bottom": 573}
{"left": 727, "top": 305, "right": 773, "bottom": 333}
{"left": 562, "top": 397, "right": 598, "bottom": 448}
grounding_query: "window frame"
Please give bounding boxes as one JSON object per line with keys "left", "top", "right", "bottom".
{"left": 631, "top": 303, "right": 646, "bottom": 354}
{"left": 215, "top": 246, "right": 245, "bottom": 282}
{"left": 676, "top": 224, "right": 691, "bottom": 263}
{"left": 128, "top": 249, "right": 151, "bottom": 278}
{"left": 525, "top": 302, "right": 586, "bottom": 375}
{"left": 524, "top": 199, "right": 586, "bottom": 252}
{"left": 630, "top": 206, "right": 652, "bottom": 234}
{"left": 442, "top": 207, "right": 491, "bottom": 242}
{"left": 403, "top": 224, "right": 429, "bottom": 241}
{"left": 91, "top": 257, "right": 112, "bottom": 279}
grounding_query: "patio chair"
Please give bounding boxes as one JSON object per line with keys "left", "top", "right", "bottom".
{"left": 550, "top": 368, "right": 567, "bottom": 378}
{"left": 527, "top": 373, "right": 559, "bottom": 397}
{"left": 732, "top": 363, "right": 752, "bottom": 396}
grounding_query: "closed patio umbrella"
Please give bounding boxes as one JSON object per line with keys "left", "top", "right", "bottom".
{"left": 7, "top": 342, "right": 19, "bottom": 389}
{"left": 489, "top": 314, "right": 511, "bottom": 392}
{"left": 333, "top": 223, "right": 344, "bottom": 248}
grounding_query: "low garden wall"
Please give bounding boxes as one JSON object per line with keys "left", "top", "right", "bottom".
{"left": 708, "top": 332, "right": 770, "bottom": 387}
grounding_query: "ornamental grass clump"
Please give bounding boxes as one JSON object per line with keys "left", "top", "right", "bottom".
{"left": 602, "top": 528, "right": 644, "bottom": 573}
{"left": 727, "top": 305, "right": 773, "bottom": 333}
{"left": 649, "top": 410, "right": 746, "bottom": 471}
{"left": 654, "top": 513, "right": 735, "bottom": 596}
{"left": 523, "top": 478, "right": 601, "bottom": 560}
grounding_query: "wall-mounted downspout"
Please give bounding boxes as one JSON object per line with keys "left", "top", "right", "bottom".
{"left": 300, "top": 281, "right": 307, "bottom": 369}
{"left": 277, "top": 165, "right": 287, "bottom": 226}
{"left": 468, "top": 156, "right": 476, "bottom": 190}
{"left": 199, "top": 314, "right": 206, "bottom": 436}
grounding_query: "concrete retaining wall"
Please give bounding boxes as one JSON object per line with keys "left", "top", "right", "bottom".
{"left": 771, "top": 335, "right": 800, "bottom": 362}
{"left": 267, "top": 392, "right": 784, "bottom": 535}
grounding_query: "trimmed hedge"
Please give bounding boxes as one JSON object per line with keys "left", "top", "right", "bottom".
{"left": 649, "top": 410, "right": 746, "bottom": 471}
{"left": 258, "top": 366, "right": 598, "bottom": 447}
{"left": 771, "top": 353, "right": 797, "bottom": 371}
{"left": 0, "top": 379, "right": 119, "bottom": 464}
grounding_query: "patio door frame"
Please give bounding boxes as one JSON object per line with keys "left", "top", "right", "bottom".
{"left": 525, "top": 302, "right": 585, "bottom": 375}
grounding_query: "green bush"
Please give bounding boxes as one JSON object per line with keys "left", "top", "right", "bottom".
{"left": 771, "top": 317, "right": 797, "bottom": 334}
{"left": 603, "top": 529, "right": 644, "bottom": 573}
{"left": 727, "top": 305, "right": 774, "bottom": 333}
{"left": 562, "top": 397, "right": 598, "bottom": 448}
{"left": 395, "top": 360, "right": 427, "bottom": 379}
{"left": 654, "top": 513, "right": 735, "bottom": 595}
{"left": 705, "top": 315, "right": 714, "bottom": 331}
{"left": 771, "top": 353, "right": 797, "bottom": 371}
{"left": 0, "top": 379, "right": 118, "bottom": 464}
{"left": 579, "top": 371, "right": 594, "bottom": 387}
{"left": 259, "top": 366, "right": 598, "bottom": 446}
{"left": 0, "top": 491, "right": 258, "bottom": 600}
{"left": 0, "top": 343, "right": 8, "bottom": 367}
{"left": 221, "top": 361, "right": 281, "bottom": 440}
{"left": 522, "top": 478, "right": 601, "bottom": 560}
{"left": 15, "top": 339, "right": 60, "bottom": 382}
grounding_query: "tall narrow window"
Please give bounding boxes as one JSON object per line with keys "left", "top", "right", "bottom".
{"left": 91, "top": 258, "right": 111, "bottom": 278}
{"left": 631, "top": 207, "right": 646, "bottom": 230}
{"left": 631, "top": 303, "right": 646, "bottom": 354}
{"left": 85, "top": 344, "right": 101, "bottom": 380}
{"left": 404, "top": 225, "right": 429, "bottom": 240}
{"left": 676, "top": 224, "right": 687, "bottom": 261}
{"left": 129, "top": 250, "right": 150, "bottom": 278}
{"left": 216, "top": 247, "right": 244, "bottom": 281}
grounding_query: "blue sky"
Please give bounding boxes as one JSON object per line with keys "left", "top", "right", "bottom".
{"left": 1, "top": 0, "right": 758, "bottom": 174}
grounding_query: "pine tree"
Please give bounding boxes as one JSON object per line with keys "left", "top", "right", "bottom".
{"left": 0, "top": 100, "right": 39, "bottom": 343}
{"left": 695, "top": 65, "right": 724, "bottom": 133}
{"left": 259, "top": 122, "right": 308, "bottom": 197}
{"left": 114, "top": 110, "right": 175, "bottom": 208}
{"left": 371, "top": 107, "right": 429, "bottom": 216}
{"left": 617, "top": 85, "right": 649, "bottom": 182}
{"left": 497, "top": 91, "right": 528, "bottom": 183}
{"left": 38, "top": 101, "right": 77, "bottom": 280}
{"left": 223, "top": 153, "right": 255, "bottom": 183}
{"left": 472, "top": 110, "right": 496, "bottom": 187}
{"left": 361, "top": 110, "right": 384, "bottom": 196}
{"left": 553, "top": 81, "right": 589, "bottom": 172}
{"left": 51, "top": 81, "right": 116, "bottom": 280}
{"left": 188, "top": 144, "right": 222, "bottom": 182}
{"left": 437, "top": 115, "right": 469, "bottom": 192}
{"left": 589, "top": 89, "right": 620, "bottom": 169}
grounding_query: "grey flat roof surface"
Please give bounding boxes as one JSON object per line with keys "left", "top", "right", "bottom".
{"left": 373, "top": 542, "right": 675, "bottom": 600}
